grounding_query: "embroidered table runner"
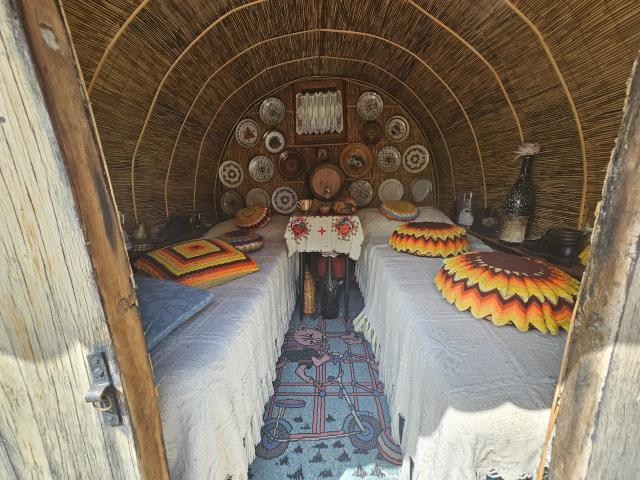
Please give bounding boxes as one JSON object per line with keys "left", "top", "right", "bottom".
{"left": 284, "top": 215, "right": 364, "bottom": 260}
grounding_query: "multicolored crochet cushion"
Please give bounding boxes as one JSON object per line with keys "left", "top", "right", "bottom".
{"left": 217, "top": 230, "right": 264, "bottom": 253}
{"left": 235, "top": 206, "right": 272, "bottom": 230}
{"left": 389, "top": 221, "right": 468, "bottom": 257}
{"left": 435, "top": 251, "right": 580, "bottom": 334}
{"left": 380, "top": 201, "right": 418, "bottom": 221}
{"left": 134, "top": 239, "right": 259, "bottom": 289}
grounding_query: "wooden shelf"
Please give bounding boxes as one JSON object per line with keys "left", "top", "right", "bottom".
{"left": 469, "top": 229, "right": 585, "bottom": 279}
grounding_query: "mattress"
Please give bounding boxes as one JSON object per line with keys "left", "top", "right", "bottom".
{"left": 354, "top": 208, "right": 566, "bottom": 479}
{"left": 150, "top": 215, "right": 296, "bottom": 480}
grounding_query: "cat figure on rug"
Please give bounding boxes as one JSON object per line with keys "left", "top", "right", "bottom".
{"left": 282, "top": 324, "right": 332, "bottom": 383}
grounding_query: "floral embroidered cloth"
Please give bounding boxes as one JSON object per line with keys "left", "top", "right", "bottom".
{"left": 285, "top": 215, "right": 364, "bottom": 260}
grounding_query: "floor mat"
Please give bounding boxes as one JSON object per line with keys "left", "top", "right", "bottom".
{"left": 249, "top": 284, "right": 402, "bottom": 479}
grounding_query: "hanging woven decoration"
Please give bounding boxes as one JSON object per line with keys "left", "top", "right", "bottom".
{"left": 235, "top": 206, "right": 272, "bottom": 230}
{"left": 435, "top": 251, "right": 580, "bottom": 334}
{"left": 389, "top": 222, "right": 468, "bottom": 257}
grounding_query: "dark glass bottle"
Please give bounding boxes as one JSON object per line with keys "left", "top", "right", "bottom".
{"left": 499, "top": 155, "right": 535, "bottom": 244}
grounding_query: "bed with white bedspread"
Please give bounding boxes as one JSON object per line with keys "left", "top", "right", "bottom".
{"left": 150, "top": 216, "right": 296, "bottom": 480}
{"left": 354, "top": 207, "right": 566, "bottom": 479}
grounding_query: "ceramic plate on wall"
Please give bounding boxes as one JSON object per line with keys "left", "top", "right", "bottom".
{"left": 218, "top": 160, "right": 244, "bottom": 188}
{"left": 235, "top": 119, "right": 260, "bottom": 148}
{"left": 271, "top": 186, "right": 298, "bottom": 214}
{"left": 410, "top": 177, "right": 433, "bottom": 202}
{"left": 357, "top": 92, "right": 383, "bottom": 120}
{"left": 376, "top": 145, "right": 401, "bottom": 173}
{"left": 259, "top": 97, "right": 285, "bottom": 125}
{"left": 402, "top": 144, "right": 430, "bottom": 173}
{"left": 221, "top": 190, "right": 243, "bottom": 215}
{"left": 349, "top": 180, "right": 374, "bottom": 207}
{"left": 246, "top": 187, "right": 271, "bottom": 207}
{"left": 264, "top": 130, "right": 286, "bottom": 154}
{"left": 339, "top": 142, "right": 373, "bottom": 179}
{"left": 248, "top": 155, "right": 274, "bottom": 183}
{"left": 385, "top": 115, "right": 410, "bottom": 142}
{"left": 378, "top": 178, "right": 404, "bottom": 203}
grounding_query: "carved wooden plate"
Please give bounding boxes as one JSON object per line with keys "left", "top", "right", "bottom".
{"left": 339, "top": 142, "right": 373, "bottom": 179}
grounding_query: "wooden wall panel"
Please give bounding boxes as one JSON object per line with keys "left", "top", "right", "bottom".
{"left": 205, "top": 80, "right": 436, "bottom": 222}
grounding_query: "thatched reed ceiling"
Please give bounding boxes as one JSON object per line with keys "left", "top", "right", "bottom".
{"left": 62, "top": 0, "right": 640, "bottom": 231}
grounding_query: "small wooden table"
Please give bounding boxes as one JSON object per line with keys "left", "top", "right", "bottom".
{"left": 284, "top": 214, "right": 364, "bottom": 322}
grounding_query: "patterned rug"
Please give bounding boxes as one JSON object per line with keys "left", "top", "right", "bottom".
{"left": 249, "top": 285, "right": 402, "bottom": 479}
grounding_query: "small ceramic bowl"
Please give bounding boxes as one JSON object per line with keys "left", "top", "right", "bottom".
{"left": 318, "top": 205, "right": 332, "bottom": 215}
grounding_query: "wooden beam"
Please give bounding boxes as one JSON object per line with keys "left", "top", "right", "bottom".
{"left": 549, "top": 54, "right": 640, "bottom": 478}
{"left": 14, "top": 1, "right": 169, "bottom": 478}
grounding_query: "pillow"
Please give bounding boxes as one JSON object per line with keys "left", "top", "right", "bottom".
{"left": 133, "top": 239, "right": 259, "bottom": 289}
{"left": 390, "top": 221, "right": 468, "bottom": 257}
{"left": 217, "top": 230, "right": 264, "bottom": 253}
{"left": 235, "top": 206, "right": 271, "bottom": 230}
{"left": 435, "top": 251, "right": 580, "bottom": 334}
{"left": 380, "top": 201, "right": 418, "bottom": 221}
{"left": 134, "top": 276, "right": 213, "bottom": 350}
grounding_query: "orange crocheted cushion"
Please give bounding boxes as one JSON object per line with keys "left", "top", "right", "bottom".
{"left": 435, "top": 251, "right": 580, "bottom": 334}
{"left": 134, "top": 239, "right": 259, "bottom": 289}
{"left": 389, "top": 221, "right": 468, "bottom": 257}
{"left": 217, "top": 230, "right": 264, "bottom": 253}
{"left": 380, "top": 201, "right": 418, "bottom": 221}
{"left": 235, "top": 206, "right": 272, "bottom": 230}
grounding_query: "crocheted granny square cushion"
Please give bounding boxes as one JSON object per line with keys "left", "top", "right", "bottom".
{"left": 435, "top": 251, "right": 580, "bottom": 334}
{"left": 134, "top": 238, "right": 259, "bottom": 289}
{"left": 389, "top": 221, "right": 468, "bottom": 257}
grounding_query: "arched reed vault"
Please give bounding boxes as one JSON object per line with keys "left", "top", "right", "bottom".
{"left": 63, "top": 0, "right": 640, "bottom": 233}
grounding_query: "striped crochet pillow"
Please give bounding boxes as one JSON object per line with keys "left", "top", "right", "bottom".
{"left": 390, "top": 221, "right": 468, "bottom": 257}
{"left": 134, "top": 239, "right": 259, "bottom": 289}
{"left": 380, "top": 201, "right": 418, "bottom": 221}
{"left": 217, "top": 230, "right": 264, "bottom": 253}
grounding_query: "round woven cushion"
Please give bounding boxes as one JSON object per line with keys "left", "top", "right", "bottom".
{"left": 235, "top": 206, "right": 271, "bottom": 230}
{"left": 389, "top": 221, "right": 468, "bottom": 257}
{"left": 435, "top": 251, "right": 580, "bottom": 334}
{"left": 217, "top": 230, "right": 264, "bottom": 253}
{"left": 380, "top": 201, "right": 418, "bottom": 221}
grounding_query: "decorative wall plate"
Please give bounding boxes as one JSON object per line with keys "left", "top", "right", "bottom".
{"left": 357, "top": 92, "right": 383, "bottom": 120}
{"left": 259, "top": 97, "right": 285, "bottom": 125}
{"left": 349, "top": 180, "right": 374, "bottom": 207}
{"left": 235, "top": 119, "right": 260, "bottom": 147}
{"left": 410, "top": 177, "right": 433, "bottom": 202}
{"left": 271, "top": 186, "right": 298, "bottom": 214}
{"left": 402, "top": 144, "right": 430, "bottom": 173}
{"left": 362, "top": 121, "right": 382, "bottom": 145}
{"left": 264, "top": 130, "right": 286, "bottom": 154}
{"left": 385, "top": 115, "right": 410, "bottom": 142}
{"left": 378, "top": 178, "right": 404, "bottom": 203}
{"left": 218, "top": 160, "right": 244, "bottom": 188}
{"left": 248, "top": 155, "right": 274, "bottom": 182}
{"left": 221, "top": 190, "right": 243, "bottom": 215}
{"left": 278, "top": 150, "right": 306, "bottom": 179}
{"left": 339, "top": 142, "right": 373, "bottom": 178}
{"left": 376, "top": 145, "right": 402, "bottom": 173}
{"left": 246, "top": 187, "right": 271, "bottom": 207}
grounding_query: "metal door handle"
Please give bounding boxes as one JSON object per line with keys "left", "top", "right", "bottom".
{"left": 85, "top": 352, "right": 122, "bottom": 425}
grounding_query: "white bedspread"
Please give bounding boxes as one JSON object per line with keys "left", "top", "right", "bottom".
{"left": 354, "top": 208, "right": 566, "bottom": 479}
{"left": 150, "top": 216, "right": 296, "bottom": 480}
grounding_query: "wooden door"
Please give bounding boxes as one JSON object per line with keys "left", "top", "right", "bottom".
{"left": 0, "top": 1, "right": 168, "bottom": 478}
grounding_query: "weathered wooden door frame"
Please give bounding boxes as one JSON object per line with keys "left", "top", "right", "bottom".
{"left": 544, "top": 55, "right": 640, "bottom": 478}
{"left": 9, "top": 0, "right": 169, "bottom": 477}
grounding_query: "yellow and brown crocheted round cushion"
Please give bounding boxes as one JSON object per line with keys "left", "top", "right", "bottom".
{"left": 435, "top": 251, "right": 580, "bottom": 334}
{"left": 380, "top": 201, "right": 418, "bottom": 221}
{"left": 389, "top": 221, "right": 468, "bottom": 257}
{"left": 235, "top": 206, "right": 271, "bottom": 230}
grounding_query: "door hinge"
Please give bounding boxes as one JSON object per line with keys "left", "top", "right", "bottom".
{"left": 85, "top": 351, "right": 123, "bottom": 426}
